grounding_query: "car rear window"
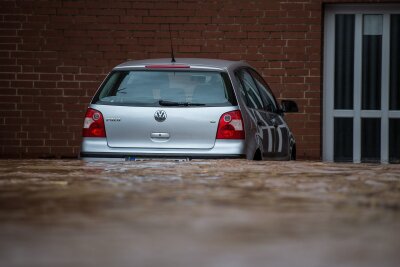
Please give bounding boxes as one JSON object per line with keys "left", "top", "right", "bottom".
{"left": 92, "top": 70, "right": 237, "bottom": 107}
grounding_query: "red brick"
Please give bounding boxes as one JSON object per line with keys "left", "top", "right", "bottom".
{"left": 34, "top": 81, "right": 56, "bottom": 88}
{"left": 17, "top": 103, "right": 39, "bottom": 110}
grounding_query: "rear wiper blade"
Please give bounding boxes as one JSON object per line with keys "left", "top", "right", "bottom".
{"left": 158, "top": 100, "right": 205, "bottom": 106}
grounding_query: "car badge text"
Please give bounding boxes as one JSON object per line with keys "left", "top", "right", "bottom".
{"left": 105, "top": 118, "right": 121, "bottom": 122}
{"left": 154, "top": 110, "right": 167, "bottom": 122}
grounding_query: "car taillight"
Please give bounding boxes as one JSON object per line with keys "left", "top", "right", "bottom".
{"left": 82, "top": 108, "right": 106, "bottom": 138}
{"left": 216, "top": 110, "right": 245, "bottom": 139}
{"left": 145, "top": 65, "right": 190, "bottom": 69}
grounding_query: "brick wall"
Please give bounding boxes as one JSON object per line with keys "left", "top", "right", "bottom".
{"left": 0, "top": 0, "right": 394, "bottom": 159}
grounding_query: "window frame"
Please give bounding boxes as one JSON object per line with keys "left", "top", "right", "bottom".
{"left": 235, "top": 67, "right": 280, "bottom": 114}
{"left": 234, "top": 68, "right": 265, "bottom": 111}
{"left": 323, "top": 4, "right": 400, "bottom": 163}
{"left": 247, "top": 68, "right": 280, "bottom": 114}
{"left": 91, "top": 69, "right": 238, "bottom": 107}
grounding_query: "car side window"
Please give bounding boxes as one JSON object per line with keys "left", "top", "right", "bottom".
{"left": 249, "top": 69, "right": 278, "bottom": 113}
{"left": 236, "top": 69, "right": 264, "bottom": 110}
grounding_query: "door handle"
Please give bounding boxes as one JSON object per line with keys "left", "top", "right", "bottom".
{"left": 150, "top": 132, "right": 170, "bottom": 138}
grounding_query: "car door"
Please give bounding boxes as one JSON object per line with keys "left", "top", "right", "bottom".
{"left": 235, "top": 69, "right": 276, "bottom": 158}
{"left": 248, "top": 69, "right": 291, "bottom": 158}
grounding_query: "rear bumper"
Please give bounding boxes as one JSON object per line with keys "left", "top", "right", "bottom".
{"left": 80, "top": 152, "right": 245, "bottom": 161}
{"left": 80, "top": 138, "right": 246, "bottom": 161}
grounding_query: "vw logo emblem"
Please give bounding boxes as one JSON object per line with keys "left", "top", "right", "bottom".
{"left": 154, "top": 110, "right": 167, "bottom": 122}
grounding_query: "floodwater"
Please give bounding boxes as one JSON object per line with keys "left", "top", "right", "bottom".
{"left": 0, "top": 160, "right": 399, "bottom": 267}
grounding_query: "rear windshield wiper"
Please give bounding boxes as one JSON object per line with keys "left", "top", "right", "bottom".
{"left": 159, "top": 100, "right": 205, "bottom": 106}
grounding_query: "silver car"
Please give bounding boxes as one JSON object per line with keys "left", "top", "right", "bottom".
{"left": 80, "top": 58, "right": 298, "bottom": 161}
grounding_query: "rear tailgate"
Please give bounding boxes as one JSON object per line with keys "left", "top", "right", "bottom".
{"left": 92, "top": 104, "right": 236, "bottom": 149}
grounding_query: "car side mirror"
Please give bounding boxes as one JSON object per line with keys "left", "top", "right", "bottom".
{"left": 281, "top": 100, "right": 298, "bottom": 113}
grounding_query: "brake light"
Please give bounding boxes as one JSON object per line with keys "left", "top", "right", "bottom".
{"left": 216, "top": 110, "right": 245, "bottom": 139}
{"left": 82, "top": 108, "right": 106, "bottom": 138}
{"left": 145, "top": 65, "right": 190, "bottom": 69}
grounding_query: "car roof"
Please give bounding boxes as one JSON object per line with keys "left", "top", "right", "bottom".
{"left": 114, "top": 58, "right": 250, "bottom": 71}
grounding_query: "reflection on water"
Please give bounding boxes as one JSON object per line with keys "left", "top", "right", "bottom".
{"left": 0, "top": 159, "right": 399, "bottom": 267}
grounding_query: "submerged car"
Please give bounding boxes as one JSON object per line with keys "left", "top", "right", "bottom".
{"left": 80, "top": 58, "right": 298, "bottom": 161}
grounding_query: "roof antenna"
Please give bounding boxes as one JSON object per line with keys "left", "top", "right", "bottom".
{"left": 168, "top": 24, "right": 176, "bottom": 63}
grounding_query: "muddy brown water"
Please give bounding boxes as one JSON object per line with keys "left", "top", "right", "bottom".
{"left": 0, "top": 159, "right": 399, "bottom": 267}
